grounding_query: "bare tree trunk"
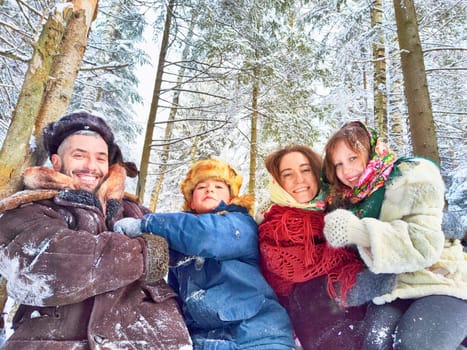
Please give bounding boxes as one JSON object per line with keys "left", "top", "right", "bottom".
{"left": 0, "top": 7, "right": 72, "bottom": 199}
{"left": 393, "top": 0, "right": 439, "bottom": 162}
{"left": 362, "top": 66, "right": 369, "bottom": 125}
{"left": 389, "top": 75, "right": 406, "bottom": 155}
{"left": 148, "top": 122, "right": 172, "bottom": 212}
{"left": 137, "top": 0, "right": 174, "bottom": 203}
{"left": 149, "top": 13, "right": 196, "bottom": 212}
{"left": 0, "top": 277, "right": 6, "bottom": 329}
{"left": 32, "top": 8, "right": 94, "bottom": 165}
{"left": 371, "top": 0, "right": 388, "bottom": 140}
{"left": 0, "top": 1, "right": 97, "bottom": 198}
{"left": 249, "top": 61, "right": 259, "bottom": 205}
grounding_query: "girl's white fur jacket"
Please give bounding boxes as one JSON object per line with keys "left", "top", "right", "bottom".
{"left": 355, "top": 158, "right": 466, "bottom": 304}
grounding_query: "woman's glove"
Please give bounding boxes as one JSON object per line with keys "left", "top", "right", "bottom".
{"left": 324, "top": 209, "right": 370, "bottom": 247}
{"left": 114, "top": 217, "right": 143, "bottom": 237}
{"left": 344, "top": 269, "right": 396, "bottom": 307}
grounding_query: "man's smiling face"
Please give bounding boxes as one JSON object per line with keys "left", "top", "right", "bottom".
{"left": 51, "top": 133, "right": 109, "bottom": 192}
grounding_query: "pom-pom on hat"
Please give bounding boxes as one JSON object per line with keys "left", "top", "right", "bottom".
{"left": 181, "top": 158, "right": 243, "bottom": 211}
{"left": 42, "top": 111, "right": 138, "bottom": 177}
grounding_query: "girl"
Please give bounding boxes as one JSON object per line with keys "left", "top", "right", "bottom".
{"left": 322, "top": 121, "right": 467, "bottom": 350}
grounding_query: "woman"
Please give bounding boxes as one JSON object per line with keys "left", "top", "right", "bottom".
{"left": 257, "top": 145, "right": 367, "bottom": 350}
{"left": 322, "top": 121, "right": 467, "bottom": 350}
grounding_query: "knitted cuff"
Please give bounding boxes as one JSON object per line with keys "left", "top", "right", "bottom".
{"left": 324, "top": 209, "right": 366, "bottom": 247}
{"left": 139, "top": 234, "right": 169, "bottom": 283}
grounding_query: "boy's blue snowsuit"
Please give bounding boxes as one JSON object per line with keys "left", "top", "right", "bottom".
{"left": 141, "top": 201, "right": 295, "bottom": 350}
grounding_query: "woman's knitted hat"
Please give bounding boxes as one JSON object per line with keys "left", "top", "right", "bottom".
{"left": 180, "top": 158, "right": 243, "bottom": 210}
{"left": 42, "top": 112, "right": 137, "bottom": 177}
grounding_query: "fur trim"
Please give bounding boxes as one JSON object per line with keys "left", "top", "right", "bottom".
{"left": 230, "top": 194, "right": 255, "bottom": 216}
{"left": 21, "top": 164, "right": 127, "bottom": 213}
{"left": 180, "top": 158, "right": 243, "bottom": 208}
{"left": 123, "top": 192, "right": 141, "bottom": 204}
{"left": 0, "top": 189, "right": 58, "bottom": 214}
{"left": 57, "top": 189, "right": 102, "bottom": 211}
{"left": 23, "top": 166, "right": 78, "bottom": 190}
{"left": 96, "top": 163, "right": 126, "bottom": 211}
{"left": 2, "top": 165, "right": 134, "bottom": 217}
{"left": 140, "top": 234, "right": 169, "bottom": 283}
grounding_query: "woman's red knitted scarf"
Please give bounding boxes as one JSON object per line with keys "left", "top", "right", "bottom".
{"left": 259, "top": 204, "right": 363, "bottom": 303}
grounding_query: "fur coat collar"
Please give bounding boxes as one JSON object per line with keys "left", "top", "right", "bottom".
{"left": 0, "top": 164, "right": 135, "bottom": 215}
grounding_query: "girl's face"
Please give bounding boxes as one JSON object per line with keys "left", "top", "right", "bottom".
{"left": 332, "top": 140, "right": 367, "bottom": 188}
{"left": 190, "top": 178, "right": 231, "bottom": 213}
{"left": 279, "top": 152, "right": 318, "bottom": 204}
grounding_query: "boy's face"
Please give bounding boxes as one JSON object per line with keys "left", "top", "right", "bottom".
{"left": 190, "top": 178, "right": 231, "bottom": 213}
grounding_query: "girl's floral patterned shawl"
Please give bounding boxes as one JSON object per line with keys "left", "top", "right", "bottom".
{"left": 324, "top": 121, "right": 397, "bottom": 209}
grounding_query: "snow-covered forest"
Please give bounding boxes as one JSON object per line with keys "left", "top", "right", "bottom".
{"left": 0, "top": 0, "right": 466, "bottom": 229}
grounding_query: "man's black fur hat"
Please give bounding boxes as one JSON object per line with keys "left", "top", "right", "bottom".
{"left": 43, "top": 111, "right": 137, "bottom": 177}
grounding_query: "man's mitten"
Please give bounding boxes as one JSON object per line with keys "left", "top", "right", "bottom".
{"left": 139, "top": 234, "right": 169, "bottom": 283}
{"left": 106, "top": 199, "right": 122, "bottom": 228}
{"left": 114, "top": 217, "right": 143, "bottom": 237}
{"left": 324, "top": 209, "right": 370, "bottom": 247}
{"left": 345, "top": 269, "right": 396, "bottom": 307}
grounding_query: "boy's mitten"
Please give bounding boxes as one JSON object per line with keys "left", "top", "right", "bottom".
{"left": 139, "top": 234, "right": 169, "bottom": 283}
{"left": 344, "top": 269, "right": 396, "bottom": 307}
{"left": 114, "top": 217, "right": 143, "bottom": 237}
{"left": 324, "top": 209, "right": 370, "bottom": 247}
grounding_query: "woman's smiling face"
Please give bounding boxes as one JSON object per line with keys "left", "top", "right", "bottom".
{"left": 279, "top": 152, "right": 319, "bottom": 203}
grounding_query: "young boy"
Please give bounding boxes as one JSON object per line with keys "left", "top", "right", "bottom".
{"left": 115, "top": 158, "right": 295, "bottom": 349}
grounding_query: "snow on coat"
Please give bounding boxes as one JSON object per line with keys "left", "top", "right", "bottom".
{"left": 0, "top": 166, "right": 192, "bottom": 350}
{"left": 353, "top": 158, "right": 467, "bottom": 304}
{"left": 140, "top": 201, "right": 296, "bottom": 349}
